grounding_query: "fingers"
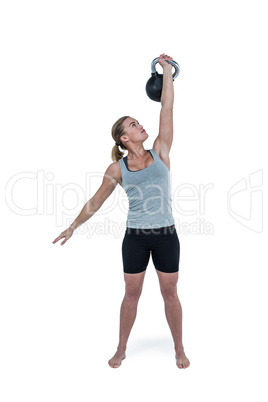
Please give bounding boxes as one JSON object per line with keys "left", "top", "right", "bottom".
{"left": 159, "top": 53, "right": 173, "bottom": 62}
{"left": 52, "top": 233, "right": 65, "bottom": 245}
{"left": 53, "top": 229, "right": 73, "bottom": 245}
{"left": 60, "top": 234, "right": 72, "bottom": 246}
{"left": 52, "top": 236, "right": 61, "bottom": 244}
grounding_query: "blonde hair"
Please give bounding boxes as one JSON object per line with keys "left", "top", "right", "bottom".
{"left": 111, "top": 116, "right": 129, "bottom": 162}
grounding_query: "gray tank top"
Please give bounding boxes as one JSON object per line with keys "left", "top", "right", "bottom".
{"left": 119, "top": 148, "right": 175, "bottom": 229}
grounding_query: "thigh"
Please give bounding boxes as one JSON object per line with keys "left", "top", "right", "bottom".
{"left": 124, "top": 270, "right": 146, "bottom": 296}
{"left": 151, "top": 230, "right": 180, "bottom": 273}
{"left": 122, "top": 232, "right": 151, "bottom": 274}
{"left": 155, "top": 269, "right": 179, "bottom": 294}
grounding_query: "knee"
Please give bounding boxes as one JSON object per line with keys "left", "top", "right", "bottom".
{"left": 160, "top": 286, "right": 178, "bottom": 302}
{"left": 125, "top": 286, "right": 143, "bottom": 303}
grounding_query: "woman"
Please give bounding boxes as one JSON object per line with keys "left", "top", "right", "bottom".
{"left": 53, "top": 53, "right": 190, "bottom": 369}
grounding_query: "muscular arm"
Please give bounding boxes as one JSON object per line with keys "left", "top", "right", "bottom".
{"left": 52, "top": 162, "right": 121, "bottom": 245}
{"left": 153, "top": 54, "right": 175, "bottom": 159}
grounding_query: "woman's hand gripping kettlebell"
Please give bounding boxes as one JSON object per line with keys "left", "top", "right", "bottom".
{"left": 158, "top": 53, "right": 174, "bottom": 69}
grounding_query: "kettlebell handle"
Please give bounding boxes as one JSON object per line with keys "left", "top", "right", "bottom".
{"left": 151, "top": 57, "right": 180, "bottom": 80}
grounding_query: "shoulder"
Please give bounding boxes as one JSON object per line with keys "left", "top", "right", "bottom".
{"left": 105, "top": 161, "right": 122, "bottom": 185}
{"left": 105, "top": 161, "right": 121, "bottom": 177}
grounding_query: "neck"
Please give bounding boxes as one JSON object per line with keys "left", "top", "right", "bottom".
{"left": 127, "top": 144, "right": 147, "bottom": 160}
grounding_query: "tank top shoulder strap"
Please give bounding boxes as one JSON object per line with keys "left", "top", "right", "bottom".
{"left": 119, "top": 156, "right": 128, "bottom": 173}
{"left": 122, "top": 155, "right": 128, "bottom": 169}
{"left": 149, "top": 147, "right": 160, "bottom": 161}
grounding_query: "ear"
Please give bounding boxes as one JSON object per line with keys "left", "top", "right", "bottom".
{"left": 121, "top": 135, "right": 128, "bottom": 143}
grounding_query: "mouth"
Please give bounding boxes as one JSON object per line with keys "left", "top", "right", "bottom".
{"left": 142, "top": 129, "right": 146, "bottom": 133}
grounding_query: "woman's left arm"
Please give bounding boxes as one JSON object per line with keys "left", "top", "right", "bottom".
{"left": 153, "top": 53, "right": 174, "bottom": 159}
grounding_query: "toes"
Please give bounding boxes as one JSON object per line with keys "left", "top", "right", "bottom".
{"left": 108, "top": 359, "right": 116, "bottom": 368}
{"left": 176, "top": 359, "right": 190, "bottom": 368}
{"left": 176, "top": 360, "right": 183, "bottom": 368}
{"left": 108, "top": 359, "right": 121, "bottom": 368}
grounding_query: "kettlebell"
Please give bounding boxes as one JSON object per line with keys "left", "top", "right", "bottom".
{"left": 146, "top": 57, "right": 180, "bottom": 102}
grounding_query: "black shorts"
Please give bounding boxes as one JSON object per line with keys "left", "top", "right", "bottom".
{"left": 122, "top": 224, "right": 180, "bottom": 274}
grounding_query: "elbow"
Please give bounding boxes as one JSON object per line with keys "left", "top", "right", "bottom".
{"left": 160, "top": 98, "right": 174, "bottom": 109}
{"left": 161, "top": 104, "right": 173, "bottom": 111}
{"left": 86, "top": 198, "right": 100, "bottom": 215}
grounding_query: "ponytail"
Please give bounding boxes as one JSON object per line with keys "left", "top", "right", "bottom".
{"left": 111, "top": 144, "right": 125, "bottom": 162}
{"left": 111, "top": 116, "right": 129, "bottom": 162}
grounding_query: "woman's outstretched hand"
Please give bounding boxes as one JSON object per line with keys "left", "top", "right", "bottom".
{"left": 158, "top": 53, "right": 173, "bottom": 69}
{"left": 52, "top": 227, "right": 74, "bottom": 246}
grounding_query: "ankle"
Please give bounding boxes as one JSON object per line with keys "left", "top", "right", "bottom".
{"left": 175, "top": 345, "right": 185, "bottom": 354}
{"left": 117, "top": 346, "right": 126, "bottom": 354}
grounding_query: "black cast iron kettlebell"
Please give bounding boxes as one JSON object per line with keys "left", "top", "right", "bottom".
{"left": 146, "top": 57, "right": 180, "bottom": 102}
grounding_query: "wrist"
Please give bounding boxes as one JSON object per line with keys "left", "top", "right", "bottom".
{"left": 163, "top": 65, "right": 173, "bottom": 72}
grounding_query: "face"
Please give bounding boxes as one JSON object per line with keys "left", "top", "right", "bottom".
{"left": 121, "top": 117, "right": 148, "bottom": 145}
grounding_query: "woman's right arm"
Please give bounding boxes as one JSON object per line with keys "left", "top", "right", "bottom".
{"left": 52, "top": 162, "right": 121, "bottom": 245}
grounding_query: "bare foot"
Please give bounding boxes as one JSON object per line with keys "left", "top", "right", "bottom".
{"left": 175, "top": 350, "right": 190, "bottom": 369}
{"left": 108, "top": 350, "right": 126, "bottom": 368}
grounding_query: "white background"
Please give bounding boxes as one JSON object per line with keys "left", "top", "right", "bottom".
{"left": 1, "top": 0, "right": 267, "bottom": 401}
